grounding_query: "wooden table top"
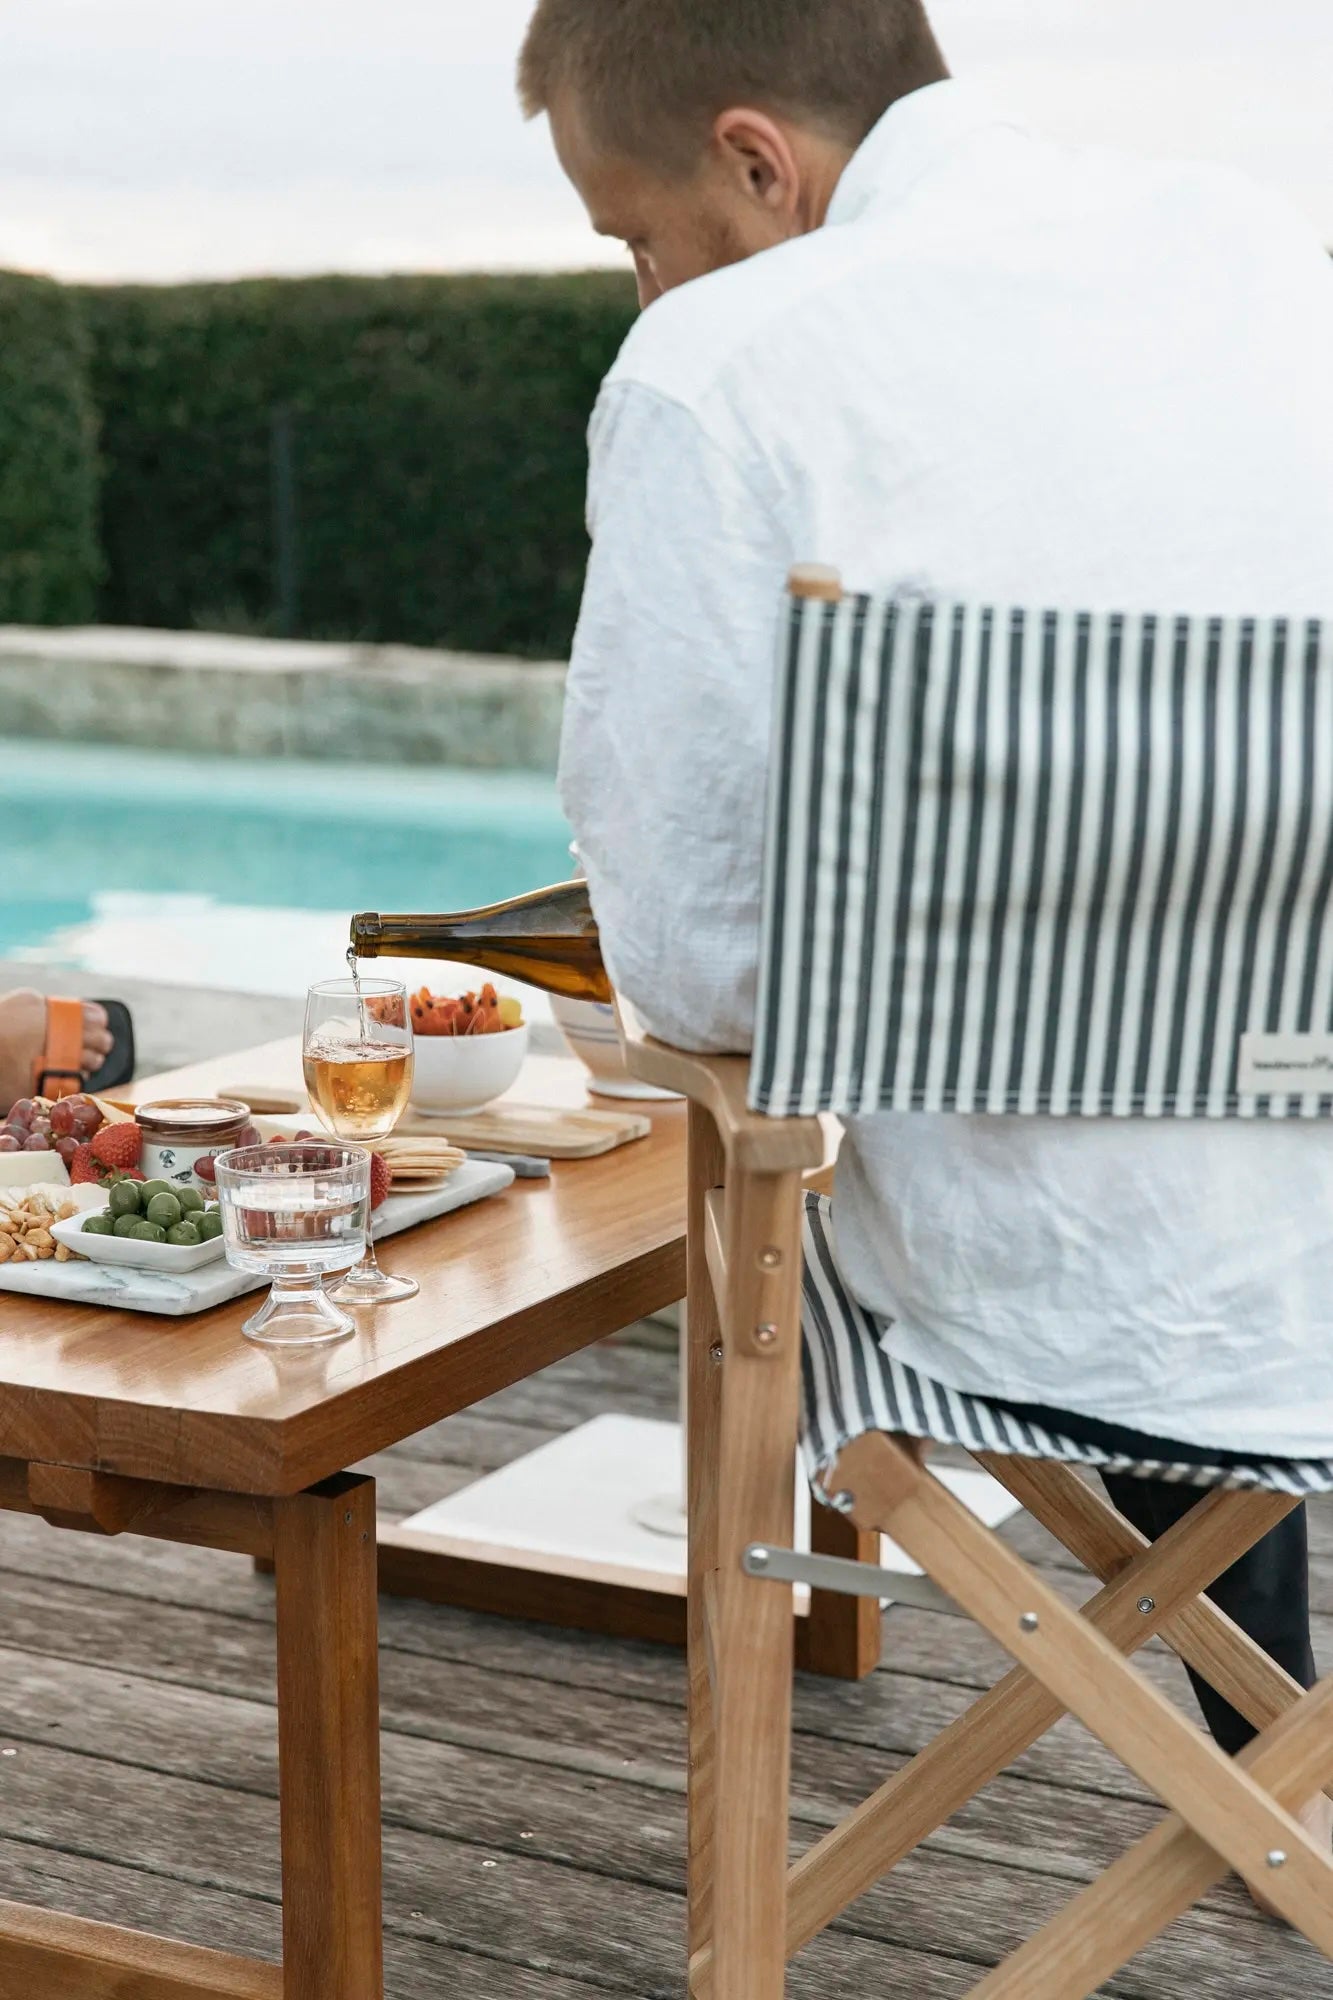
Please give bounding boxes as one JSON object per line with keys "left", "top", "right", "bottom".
{"left": 0, "top": 1039, "right": 685, "bottom": 1496}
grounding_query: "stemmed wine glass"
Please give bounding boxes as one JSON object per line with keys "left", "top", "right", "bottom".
{"left": 215, "top": 1143, "right": 369, "bottom": 1346}
{"left": 303, "top": 976, "right": 417, "bottom": 1305}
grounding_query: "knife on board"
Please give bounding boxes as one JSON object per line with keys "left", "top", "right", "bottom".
{"left": 463, "top": 1149, "right": 550, "bottom": 1179}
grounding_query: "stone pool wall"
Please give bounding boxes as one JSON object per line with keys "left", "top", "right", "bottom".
{"left": 0, "top": 626, "right": 567, "bottom": 772}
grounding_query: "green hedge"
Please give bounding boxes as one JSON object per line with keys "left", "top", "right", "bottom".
{"left": 82, "top": 273, "right": 637, "bottom": 658}
{"left": 0, "top": 271, "right": 101, "bottom": 624}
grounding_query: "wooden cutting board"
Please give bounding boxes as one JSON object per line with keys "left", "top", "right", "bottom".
{"left": 218, "top": 1085, "right": 650, "bottom": 1159}
{"left": 399, "top": 1104, "right": 651, "bottom": 1157}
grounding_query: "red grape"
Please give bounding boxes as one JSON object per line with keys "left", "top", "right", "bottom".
{"left": 22, "top": 1132, "right": 50, "bottom": 1151}
{"left": 238, "top": 1124, "right": 262, "bottom": 1148}
{"left": 0, "top": 1134, "right": 19, "bottom": 1154}
{"left": 52, "top": 1135, "right": 80, "bottom": 1166}
{"left": 56, "top": 1093, "right": 101, "bottom": 1139}
{"left": 6, "top": 1099, "right": 34, "bottom": 1129}
{"left": 195, "top": 1155, "right": 217, "bottom": 1183}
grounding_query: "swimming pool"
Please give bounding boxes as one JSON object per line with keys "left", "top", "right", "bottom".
{"left": 1, "top": 739, "right": 572, "bottom": 995}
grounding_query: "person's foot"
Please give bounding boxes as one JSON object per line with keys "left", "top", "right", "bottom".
{"left": 0, "top": 990, "right": 113, "bottom": 1109}
{"left": 1248, "top": 1791, "right": 1333, "bottom": 1919}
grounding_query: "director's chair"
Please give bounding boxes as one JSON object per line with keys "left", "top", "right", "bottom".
{"left": 620, "top": 566, "right": 1333, "bottom": 1997}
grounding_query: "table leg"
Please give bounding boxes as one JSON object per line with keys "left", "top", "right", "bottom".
{"left": 274, "top": 1472, "right": 384, "bottom": 2000}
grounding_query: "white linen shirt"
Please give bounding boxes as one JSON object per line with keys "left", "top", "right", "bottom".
{"left": 560, "top": 79, "right": 1333, "bottom": 1455}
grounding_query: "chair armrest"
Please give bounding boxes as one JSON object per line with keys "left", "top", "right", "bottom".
{"left": 617, "top": 998, "right": 825, "bottom": 1173}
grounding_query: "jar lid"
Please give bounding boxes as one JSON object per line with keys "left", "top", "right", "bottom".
{"left": 134, "top": 1098, "right": 250, "bottom": 1133}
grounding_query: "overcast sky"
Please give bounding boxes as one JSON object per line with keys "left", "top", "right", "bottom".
{"left": 1, "top": 0, "right": 1329, "bottom": 283}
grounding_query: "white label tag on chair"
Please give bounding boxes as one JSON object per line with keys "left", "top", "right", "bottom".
{"left": 1237, "top": 1032, "right": 1333, "bottom": 1095}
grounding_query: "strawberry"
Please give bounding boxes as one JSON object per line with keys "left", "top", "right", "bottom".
{"left": 369, "top": 1152, "right": 391, "bottom": 1211}
{"left": 69, "top": 1143, "right": 102, "bottom": 1185}
{"left": 91, "top": 1121, "right": 143, "bottom": 1170}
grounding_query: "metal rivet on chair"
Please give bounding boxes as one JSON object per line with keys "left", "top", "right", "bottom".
{"left": 1267, "top": 1849, "right": 1287, "bottom": 1870}
{"left": 1137, "top": 1596, "right": 1156, "bottom": 1615}
{"left": 1019, "top": 1611, "right": 1040, "bottom": 1633}
{"left": 709, "top": 1342, "right": 724, "bottom": 1362}
{"left": 748, "top": 1546, "right": 771, "bottom": 1571}
{"left": 759, "top": 1246, "right": 782, "bottom": 1269}
{"left": 755, "top": 1323, "right": 778, "bottom": 1347}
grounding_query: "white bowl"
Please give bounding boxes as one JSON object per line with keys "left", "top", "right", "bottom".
{"left": 52, "top": 1206, "right": 227, "bottom": 1273}
{"left": 548, "top": 995, "right": 679, "bottom": 1101}
{"left": 409, "top": 1023, "right": 529, "bottom": 1118}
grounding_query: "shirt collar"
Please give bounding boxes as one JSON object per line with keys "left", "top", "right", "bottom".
{"left": 826, "top": 78, "right": 1026, "bottom": 228}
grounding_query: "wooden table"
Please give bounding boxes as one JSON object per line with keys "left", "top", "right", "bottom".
{"left": 0, "top": 1036, "right": 686, "bottom": 2000}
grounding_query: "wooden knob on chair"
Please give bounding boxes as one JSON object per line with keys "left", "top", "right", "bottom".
{"left": 787, "top": 564, "right": 844, "bottom": 603}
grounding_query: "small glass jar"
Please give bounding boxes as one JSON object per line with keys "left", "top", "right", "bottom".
{"left": 134, "top": 1098, "right": 251, "bottom": 1192}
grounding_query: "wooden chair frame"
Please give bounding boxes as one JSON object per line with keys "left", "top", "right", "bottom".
{"left": 620, "top": 1008, "right": 1333, "bottom": 1999}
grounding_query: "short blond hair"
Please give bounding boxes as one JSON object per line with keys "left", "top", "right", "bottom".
{"left": 518, "top": 0, "right": 947, "bottom": 174}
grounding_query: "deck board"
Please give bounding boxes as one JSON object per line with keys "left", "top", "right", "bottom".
{"left": 0, "top": 1334, "right": 1328, "bottom": 1998}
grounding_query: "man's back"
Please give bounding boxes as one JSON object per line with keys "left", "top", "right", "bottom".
{"left": 561, "top": 79, "right": 1333, "bottom": 1454}
{"left": 599, "top": 80, "right": 1333, "bottom": 612}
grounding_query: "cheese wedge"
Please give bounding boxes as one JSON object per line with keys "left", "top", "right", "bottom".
{"left": 0, "top": 1152, "right": 69, "bottom": 1188}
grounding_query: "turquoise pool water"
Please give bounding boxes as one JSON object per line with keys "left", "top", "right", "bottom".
{"left": 0, "top": 739, "right": 572, "bottom": 994}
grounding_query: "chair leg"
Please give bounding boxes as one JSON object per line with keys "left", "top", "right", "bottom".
{"left": 784, "top": 1473, "right": 1288, "bottom": 1956}
{"left": 832, "top": 1436, "right": 1333, "bottom": 1949}
{"left": 685, "top": 1103, "right": 725, "bottom": 1969}
{"left": 976, "top": 1453, "right": 1315, "bottom": 1745}
{"left": 964, "top": 1672, "right": 1333, "bottom": 1999}
{"left": 704, "top": 1164, "right": 805, "bottom": 2000}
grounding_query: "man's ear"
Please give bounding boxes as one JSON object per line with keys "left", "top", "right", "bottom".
{"left": 712, "top": 108, "right": 801, "bottom": 221}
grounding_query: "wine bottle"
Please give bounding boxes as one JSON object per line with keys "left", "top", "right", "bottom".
{"left": 349, "top": 880, "right": 612, "bottom": 1004}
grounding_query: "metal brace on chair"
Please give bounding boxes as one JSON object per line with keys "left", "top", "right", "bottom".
{"left": 743, "top": 1542, "right": 957, "bottom": 1615}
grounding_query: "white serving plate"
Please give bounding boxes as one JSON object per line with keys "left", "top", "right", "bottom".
{"left": 52, "top": 1205, "right": 227, "bottom": 1274}
{"left": 0, "top": 1159, "right": 513, "bottom": 1317}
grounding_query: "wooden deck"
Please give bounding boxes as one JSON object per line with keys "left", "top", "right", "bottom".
{"left": 0, "top": 1327, "right": 1329, "bottom": 2000}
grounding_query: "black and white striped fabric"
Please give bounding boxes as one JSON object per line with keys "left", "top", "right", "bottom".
{"left": 799, "top": 1195, "right": 1333, "bottom": 1498}
{"left": 752, "top": 594, "right": 1333, "bottom": 1119}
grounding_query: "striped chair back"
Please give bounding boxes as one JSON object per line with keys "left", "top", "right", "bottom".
{"left": 750, "top": 584, "right": 1333, "bottom": 1120}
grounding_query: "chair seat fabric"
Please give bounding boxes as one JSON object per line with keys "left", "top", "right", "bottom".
{"left": 800, "top": 1193, "right": 1333, "bottom": 1499}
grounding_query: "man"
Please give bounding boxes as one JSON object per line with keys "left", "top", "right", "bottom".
{"left": 518, "top": 0, "right": 1333, "bottom": 1838}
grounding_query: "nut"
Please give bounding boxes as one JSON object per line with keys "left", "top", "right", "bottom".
{"left": 0, "top": 1193, "right": 77, "bottom": 1263}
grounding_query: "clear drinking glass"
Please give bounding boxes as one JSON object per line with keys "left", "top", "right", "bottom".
{"left": 302, "top": 976, "right": 418, "bottom": 1305}
{"left": 215, "top": 1143, "right": 370, "bottom": 1345}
